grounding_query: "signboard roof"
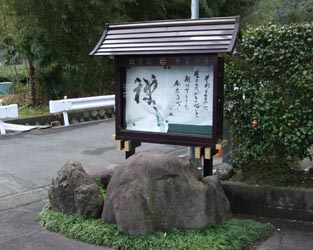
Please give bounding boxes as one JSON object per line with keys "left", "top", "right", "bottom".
{"left": 90, "top": 16, "right": 240, "bottom": 56}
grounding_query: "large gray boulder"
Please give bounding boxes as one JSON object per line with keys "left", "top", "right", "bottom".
{"left": 49, "top": 161, "right": 104, "bottom": 218}
{"left": 102, "top": 152, "right": 231, "bottom": 235}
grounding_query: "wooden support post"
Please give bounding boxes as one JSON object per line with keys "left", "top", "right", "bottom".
{"left": 125, "top": 148, "right": 135, "bottom": 159}
{"left": 203, "top": 147, "right": 218, "bottom": 177}
{"left": 125, "top": 140, "right": 141, "bottom": 159}
{"left": 203, "top": 158, "right": 213, "bottom": 177}
{"left": 124, "top": 140, "right": 134, "bottom": 158}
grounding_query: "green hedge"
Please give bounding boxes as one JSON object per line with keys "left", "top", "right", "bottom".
{"left": 225, "top": 23, "right": 313, "bottom": 183}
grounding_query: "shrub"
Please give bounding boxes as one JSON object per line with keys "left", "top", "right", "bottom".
{"left": 225, "top": 23, "right": 313, "bottom": 183}
{"left": 0, "top": 64, "right": 28, "bottom": 83}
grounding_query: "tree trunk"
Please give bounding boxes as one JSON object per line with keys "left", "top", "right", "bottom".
{"left": 27, "top": 58, "right": 36, "bottom": 107}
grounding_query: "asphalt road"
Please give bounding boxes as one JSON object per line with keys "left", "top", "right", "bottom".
{"left": 0, "top": 119, "right": 186, "bottom": 194}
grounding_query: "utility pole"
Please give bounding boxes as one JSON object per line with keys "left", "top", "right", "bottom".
{"left": 191, "top": 0, "right": 199, "bottom": 19}
{"left": 189, "top": 0, "right": 201, "bottom": 170}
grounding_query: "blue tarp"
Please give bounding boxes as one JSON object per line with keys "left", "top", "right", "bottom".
{"left": 0, "top": 82, "right": 13, "bottom": 95}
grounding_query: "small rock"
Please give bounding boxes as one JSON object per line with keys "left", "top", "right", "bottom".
{"left": 214, "top": 163, "right": 235, "bottom": 180}
{"left": 48, "top": 161, "right": 103, "bottom": 218}
{"left": 309, "top": 167, "right": 313, "bottom": 174}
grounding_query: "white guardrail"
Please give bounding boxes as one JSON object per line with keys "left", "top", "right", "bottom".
{"left": 0, "top": 104, "right": 18, "bottom": 135}
{"left": 49, "top": 95, "right": 115, "bottom": 126}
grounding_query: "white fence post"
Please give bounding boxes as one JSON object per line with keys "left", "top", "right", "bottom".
{"left": 0, "top": 104, "right": 19, "bottom": 135}
{"left": 0, "top": 120, "right": 5, "bottom": 135}
{"left": 62, "top": 96, "right": 69, "bottom": 126}
{"left": 49, "top": 95, "right": 115, "bottom": 126}
{"left": 63, "top": 111, "right": 69, "bottom": 126}
{"left": 0, "top": 99, "right": 3, "bottom": 134}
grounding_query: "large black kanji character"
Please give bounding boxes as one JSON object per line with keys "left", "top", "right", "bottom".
{"left": 133, "top": 78, "right": 142, "bottom": 104}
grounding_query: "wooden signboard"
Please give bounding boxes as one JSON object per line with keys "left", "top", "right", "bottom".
{"left": 114, "top": 54, "right": 224, "bottom": 148}
{"left": 91, "top": 17, "right": 240, "bottom": 173}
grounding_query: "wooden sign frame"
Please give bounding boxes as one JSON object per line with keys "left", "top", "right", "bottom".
{"left": 114, "top": 54, "right": 224, "bottom": 148}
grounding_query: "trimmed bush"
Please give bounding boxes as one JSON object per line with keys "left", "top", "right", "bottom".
{"left": 225, "top": 23, "right": 313, "bottom": 183}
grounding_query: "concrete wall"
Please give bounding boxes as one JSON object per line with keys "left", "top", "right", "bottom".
{"left": 6, "top": 107, "right": 115, "bottom": 126}
{"left": 222, "top": 181, "right": 313, "bottom": 222}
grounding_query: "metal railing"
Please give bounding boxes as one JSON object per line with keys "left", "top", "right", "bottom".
{"left": 0, "top": 104, "right": 18, "bottom": 135}
{"left": 49, "top": 95, "right": 115, "bottom": 126}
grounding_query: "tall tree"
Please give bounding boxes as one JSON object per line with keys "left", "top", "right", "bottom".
{"left": 1, "top": 0, "right": 248, "bottom": 105}
{"left": 1, "top": 0, "right": 49, "bottom": 106}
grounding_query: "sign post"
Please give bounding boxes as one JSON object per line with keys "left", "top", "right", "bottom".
{"left": 189, "top": 0, "right": 200, "bottom": 171}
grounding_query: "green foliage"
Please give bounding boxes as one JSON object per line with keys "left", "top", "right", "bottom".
{"left": 37, "top": 203, "right": 274, "bottom": 250}
{"left": 221, "top": 0, "right": 254, "bottom": 17}
{"left": 18, "top": 106, "right": 49, "bottom": 117}
{"left": 0, "top": 64, "right": 27, "bottom": 82}
{"left": 284, "top": 0, "right": 313, "bottom": 24}
{"left": 225, "top": 23, "right": 313, "bottom": 183}
{"left": 244, "top": 0, "right": 313, "bottom": 26}
{"left": 122, "top": 0, "right": 226, "bottom": 21}
{"left": 96, "top": 180, "right": 107, "bottom": 200}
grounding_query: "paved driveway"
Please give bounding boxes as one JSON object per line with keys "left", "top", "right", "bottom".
{"left": 0, "top": 119, "right": 186, "bottom": 193}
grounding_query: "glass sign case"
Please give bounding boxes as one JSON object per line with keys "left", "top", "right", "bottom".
{"left": 115, "top": 55, "right": 223, "bottom": 147}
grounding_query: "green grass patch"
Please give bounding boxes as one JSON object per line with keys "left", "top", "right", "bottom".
{"left": 37, "top": 203, "right": 275, "bottom": 250}
{"left": 96, "top": 180, "right": 107, "bottom": 200}
{"left": 18, "top": 106, "right": 49, "bottom": 117}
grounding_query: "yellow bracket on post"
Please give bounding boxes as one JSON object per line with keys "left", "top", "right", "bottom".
{"left": 195, "top": 147, "right": 202, "bottom": 159}
{"left": 111, "top": 134, "right": 124, "bottom": 151}
{"left": 124, "top": 140, "right": 132, "bottom": 152}
{"left": 116, "top": 140, "right": 124, "bottom": 151}
{"left": 216, "top": 140, "right": 228, "bottom": 150}
{"left": 195, "top": 147, "right": 213, "bottom": 159}
{"left": 111, "top": 135, "right": 139, "bottom": 159}
{"left": 204, "top": 148, "right": 211, "bottom": 160}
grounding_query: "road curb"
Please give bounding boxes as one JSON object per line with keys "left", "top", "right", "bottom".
{"left": 222, "top": 181, "right": 313, "bottom": 222}
{"left": 0, "top": 188, "right": 48, "bottom": 212}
